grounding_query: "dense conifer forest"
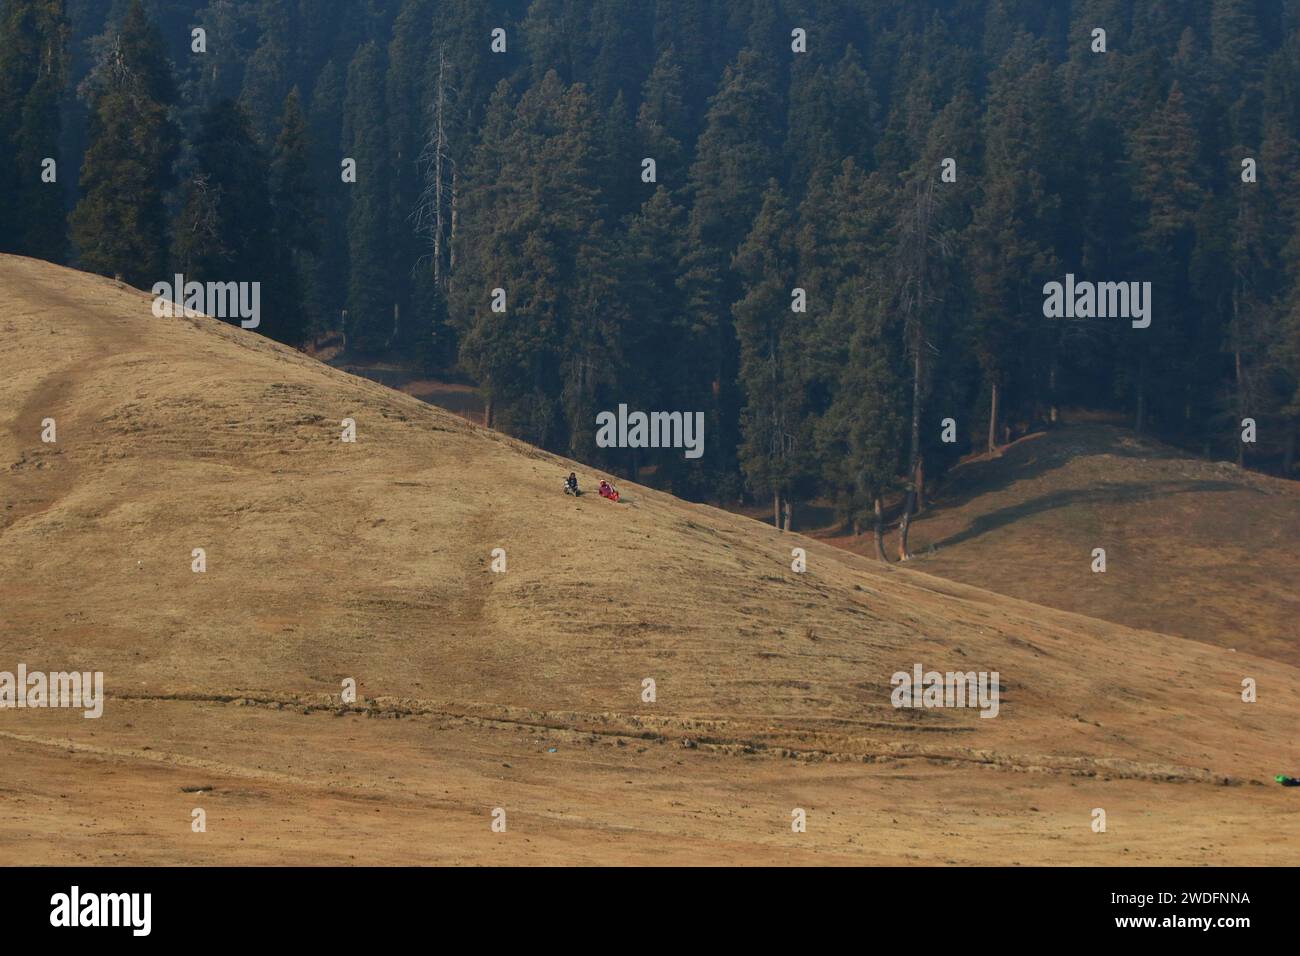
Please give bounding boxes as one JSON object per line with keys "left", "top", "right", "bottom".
{"left": 3, "top": 0, "right": 1298, "bottom": 536}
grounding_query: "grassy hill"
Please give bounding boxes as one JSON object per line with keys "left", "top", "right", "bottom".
{"left": 2, "top": 254, "right": 1296, "bottom": 865}
{"left": 872, "top": 425, "right": 1300, "bottom": 668}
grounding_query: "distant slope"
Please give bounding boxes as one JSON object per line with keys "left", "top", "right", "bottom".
{"left": 885, "top": 425, "right": 1300, "bottom": 667}
{"left": 2, "top": 255, "right": 1297, "bottom": 865}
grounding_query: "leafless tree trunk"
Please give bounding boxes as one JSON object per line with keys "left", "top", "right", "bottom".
{"left": 1233, "top": 286, "right": 1246, "bottom": 468}
{"left": 782, "top": 498, "right": 793, "bottom": 532}
{"left": 1134, "top": 357, "right": 1146, "bottom": 435}
{"left": 1048, "top": 359, "right": 1059, "bottom": 425}
{"left": 450, "top": 165, "right": 458, "bottom": 275}
{"left": 413, "top": 44, "right": 455, "bottom": 297}
{"left": 1235, "top": 346, "right": 1245, "bottom": 467}
{"left": 774, "top": 492, "right": 781, "bottom": 529}
{"left": 899, "top": 338, "right": 922, "bottom": 561}
{"left": 873, "top": 495, "right": 888, "bottom": 563}
{"left": 916, "top": 455, "right": 925, "bottom": 514}
{"left": 988, "top": 381, "right": 999, "bottom": 453}
{"left": 432, "top": 49, "right": 447, "bottom": 288}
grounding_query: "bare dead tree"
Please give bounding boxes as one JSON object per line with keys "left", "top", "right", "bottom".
{"left": 450, "top": 163, "right": 458, "bottom": 275}
{"left": 411, "top": 43, "right": 456, "bottom": 294}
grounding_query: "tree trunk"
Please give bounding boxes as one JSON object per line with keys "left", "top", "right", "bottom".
{"left": 900, "top": 345, "right": 922, "bottom": 561}
{"left": 432, "top": 46, "right": 447, "bottom": 289}
{"left": 916, "top": 455, "right": 926, "bottom": 514}
{"left": 782, "top": 498, "right": 793, "bottom": 533}
{"left": 873, "top": 496, "right": 888, "bottom": 563}
{"left": 898, "top": 506, "right": 912, "bottom": 562}
{"left": 897, "top": 180, "right": 935, "bottom": 563}
{"left": 484, "top": 394, "right": 493, "bottom": 429}
{"left": 1232, "top": 207, "right": 1246, "bottom": 469}
{"left": 1134, "top": 357, "right": 1146, "bottom": 435}
{"left": 1048, "top": 360, "right": 1059, "bottom": 426}
{"left": 1235, "top": 347, "right": 1245, "bottom": 468}
{"left": 449, "top": 165, "right": 458, "bottom": 274}
{"left": 774, "top": 492, "right": 781, "bottom": 529}
{"left": 988, "top": 381, "right": 999, "bottom": 454}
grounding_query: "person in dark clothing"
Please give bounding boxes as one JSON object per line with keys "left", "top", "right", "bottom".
{"left": 564, "top": 472, "right": 580, "bottom": 496}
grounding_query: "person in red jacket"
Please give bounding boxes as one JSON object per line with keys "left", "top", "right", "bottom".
{"left": 598, "top": 479, "right": 620, "bottom": 502}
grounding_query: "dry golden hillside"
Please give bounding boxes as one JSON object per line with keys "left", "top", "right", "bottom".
{"left": 1, "top": 255, "right": 1296, "bottom": 865}
{"left": 893, "top": 426, "right": 1300, "bottom": 668}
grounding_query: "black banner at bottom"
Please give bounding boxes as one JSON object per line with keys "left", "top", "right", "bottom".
{"left": 0, "top": 865, "right": 1287, "bottom": 941}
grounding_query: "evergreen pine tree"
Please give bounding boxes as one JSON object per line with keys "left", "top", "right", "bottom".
{"left": 269, "top": 86, "right": 320, "bottom": 343}
{"left": 307, "top": 57, "right": 347, "bottom": 329}
{"left": 678, "top": 47, "right": 784, "bottom": 497}
{"left": 341, "top": 40, "right": 392, "bottom": 354}
{"left": 733, "top": 181, "right": 806, "bottom": 528}
{"left": 0, "top": 0, "right": 70, "bottom": 261}
{"left": 172, "top": 98, "right": 276, "bottom": 333}
{"left": 69, "top": 0, "right": 178, "bottom": 287}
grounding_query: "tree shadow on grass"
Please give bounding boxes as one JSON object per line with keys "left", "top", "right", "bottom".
{"left": 929, "top": 479, "right": 1244, "bottom": 550}
{"left": 930, "top": 424, "right": 1209, "bottom": 513}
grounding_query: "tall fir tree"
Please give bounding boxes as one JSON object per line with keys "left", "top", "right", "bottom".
{"left": 268, "top": 85, "right": 320, "bottom": 344}
{"left": 733, "top": 180, "right": 809, "bottom": 529}
{"left": 0, "top": 0, "right": 70, "bottom": 261}
{"left": 341, "top": 40, "right": 393, "bottom": 354}
{"left": 968, "top": 46, "right": 1063, "bottom": 451}
{"left": 172, "top": 98, "right": 276, "bottom": 332}
{"left": 69, "top": 0, "right": 178, "bottom": 287}
{"left": 307, "top": 57, "right": 347, "bottom": 329}
{"left": 1129, "top": 80, "right": 1205, "bottom": 434}
{"left": 678, "top": 47, "right": 784, "bottom": 498}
